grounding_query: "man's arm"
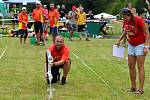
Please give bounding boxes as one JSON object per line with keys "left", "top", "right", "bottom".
{"left": 53, "top": 60, "right": 66, "bottom": 67}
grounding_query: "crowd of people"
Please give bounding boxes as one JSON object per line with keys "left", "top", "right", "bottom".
{"left": 11, "top": 1, "right": 94, "bottom": 44}
{"left": 9, "top": 1, "right": 150, "bottom": 94}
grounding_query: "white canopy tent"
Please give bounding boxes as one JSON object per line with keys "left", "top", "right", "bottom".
{"left": 94, "top": 13, "right": 116, "bottom": 20}
{"left": 4, "top": 0, "right": 39, "bottom": 4}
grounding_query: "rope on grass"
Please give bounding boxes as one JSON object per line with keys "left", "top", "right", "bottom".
{"left": 71, "top": 51, "right": 118, "bottom": 95}
{"left": 0, "top": 45, "right": 7, "bottom": 60}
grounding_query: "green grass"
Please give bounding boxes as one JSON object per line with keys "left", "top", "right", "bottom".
{"left": 0, "top": 37, "right": 150, "bottom": 100}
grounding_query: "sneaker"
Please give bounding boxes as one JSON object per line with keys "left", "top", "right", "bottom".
{"left": 86, "top": 38, "right": 90, "bottom": 41}
{"left": 61, "top": 77, "right": 66, "bottom": 85}
{"left": 125, "top": 87, "right": 136, "bottom": 93}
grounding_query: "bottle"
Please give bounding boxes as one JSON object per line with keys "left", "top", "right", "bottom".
{"left": 46, "top": 50, "right": 53, "bottom": 63}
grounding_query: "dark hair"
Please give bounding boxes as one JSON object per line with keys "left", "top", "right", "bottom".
{"left": 121, "top": 8, "right": 135, "bottom": 25}
{"left": 121, "top": 8, "right": 133, "bottom": 16}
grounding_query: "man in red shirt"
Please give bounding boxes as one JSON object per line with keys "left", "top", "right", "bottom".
{"left": 32, "top": 1, "right": 44, "bottom": 45}
{"left": 18, "top": 7, "right": 28, "bottom": 44}
{"left": 48, "top": 3, "right": 60, "bottom": 43}
{"left": 45, "top": 35, "right": 71, "bottom": 85}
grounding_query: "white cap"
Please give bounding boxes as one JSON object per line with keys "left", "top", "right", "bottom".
{"left": 23, "top": 2, "right": 27, "bottom": 5}
{"left": 44, "top": 5, "right": 47, "bottom": 7}
{"left": 22, "top": 7, "right": 26, "bottom": 10}
{"left": 36, "top": 1, "right": 41, "bottom": 5}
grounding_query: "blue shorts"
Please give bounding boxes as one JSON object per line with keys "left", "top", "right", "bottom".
{"left": 128, "top": 43, "right": 144, "bottom": 56}
{"left": 50, "top": 27, "right": 58, "bottom": 35}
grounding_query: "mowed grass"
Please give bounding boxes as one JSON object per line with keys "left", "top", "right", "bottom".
{"left": 0, "top": 37, "right": 150, "bottom": 100}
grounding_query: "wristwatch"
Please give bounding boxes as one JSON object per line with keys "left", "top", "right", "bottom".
{"left": 144, "top": 45, "right": 149, "bottom": 50}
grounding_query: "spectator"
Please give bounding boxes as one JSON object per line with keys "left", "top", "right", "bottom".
{"left": 60, "top": 4, "right": 67, "bottom": 19}
{"left": 86, "top": 10, "right": 94, "bottom": 20}
{"left": 131, "top": 8, "right": 138, "bottom": 16}
{"left": 116, "top": 8, "right": 150, "bottom": 95}
{"left": 56, "top": 5, "right": 61, "bottom": 14}
{"left": 67, "top": 6, "right": 77, "bottom": 41}
{"left": 43, "top": 5, "right": 49, "bottom": 40}
{"left": 48, "top": 3, "right": 60, "bottom": 43}
{"left": 18, "top": 7, "right": 28, "bottom": 44}
{"left": 45, "top": 35, "right": 71, "bottom": 85}
{"left": 76, "top": 7, "right": 90, "bottom": 41}
{"left": 32, "top": 1, "right": 44, "bottom": 45}
{"left": 11, "top": 4, "right": 19, "bottom": 30}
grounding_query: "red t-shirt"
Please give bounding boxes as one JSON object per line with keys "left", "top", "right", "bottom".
{"left": 48, "top": 44, "right": 69, "bottom": 63}
{"left": 18, "top": 12, "right": 28, "bottom": 30}
{"left": 32, "top": 7, "right": 44, "bottom": 22}
{"left": 48, "top": 9, "right": 60, "bottom": 27}
{"left": 123, "top": 16, "right": 146, "bottom": 46}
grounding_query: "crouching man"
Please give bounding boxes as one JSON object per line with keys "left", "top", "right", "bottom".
{"left": 45, "top": 35, "right": 71, "bottom": 85}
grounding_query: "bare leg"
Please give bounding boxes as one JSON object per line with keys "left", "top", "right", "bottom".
{"left": 20, "top": 37, "right": 22, "bottom": 44}
{"left": 63, "top": 61, "right": 71, "bottom": 78}
{"left": 24, "top": 38, "right": 26, "bottom": 44}
{"left": 36, "top": 32, "right": 40, "bottom": 45}
{"left": 78, "top": 32, "right": 81, "bottom": 40}
{"left": 52, "top": 34, "right": 57, "bottom": 43}
{"left": 136, "top": 55, "right": 145, "bottom": 91}
{"left": 69, "top": 31, "right": 74, "bottom": 41}
{"left": 128, "top": 55, "right": 137, "bottom": 89}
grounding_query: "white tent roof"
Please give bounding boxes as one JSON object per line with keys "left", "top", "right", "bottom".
{"left": 94, "top": 13, "right": 116, "bottom": 20}
{"left": 5, "top": 0, "right": 39, "bottom": 3}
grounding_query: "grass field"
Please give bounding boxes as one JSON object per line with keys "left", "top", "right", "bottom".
{"left": 0, "top": 36, "right": 150, "bottom": 100}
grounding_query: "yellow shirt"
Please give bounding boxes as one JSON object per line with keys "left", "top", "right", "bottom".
{"left": 76, "top": 12, "right": 86, "bottom": 25}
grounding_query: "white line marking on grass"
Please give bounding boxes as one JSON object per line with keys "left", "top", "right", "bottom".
{"left": 0, "top": 45, "right": 7, "bottom": 60}
{"left": 71, "top": 51, "right": 118, "bottom": 95}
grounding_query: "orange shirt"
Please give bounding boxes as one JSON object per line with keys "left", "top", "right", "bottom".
{"left": 48, "top": 9, "right": 60, "bottom": 27}
{"left": 48, "top": 44, "right": 69, "bottom": 63}
{"left": 18, "top": 12, "right": 28, "bottom": 30}
{"left": 32, "top": 7, "right": 44, "bottom": 22}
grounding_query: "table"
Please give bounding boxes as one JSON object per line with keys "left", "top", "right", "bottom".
{"left": 86, "top": 20, "right": 108, "bottom": 36}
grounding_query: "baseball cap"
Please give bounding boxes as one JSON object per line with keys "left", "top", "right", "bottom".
{"left": 36, "top": 1, "right": 41, "bottom": 5}
{"left": 72, "top": 6, "right": 76, "bottom": 11}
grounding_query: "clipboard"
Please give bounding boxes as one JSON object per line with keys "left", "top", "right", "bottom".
{"left": 113, "top": 45, "right": 125, "bottom": 58}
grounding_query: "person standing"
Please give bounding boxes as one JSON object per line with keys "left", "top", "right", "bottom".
{"left": 11, "top": 4, "right": 19, "bottom": 30}
{"left": 60, "top": 5, "right": 67, "bottom": 19}
{"left": 32, "top": 1, "right": 44, "bottom": 45}
{"left": 18, "top": 7, "right": 28, "bottom": 44}
{"left": 67, "top": 6, "right": 77, "bottom": 41}
{"left": 116, "top": 8, "right": 150, "bottom": 95}
{"left": 76, "top": 7, "right": 90, "bottom": 41}
{"left": 43, "top": 5, "right": 49, "bottom": 40}
{"left": 48, "top": 3, "right": 60, "bottom": 43}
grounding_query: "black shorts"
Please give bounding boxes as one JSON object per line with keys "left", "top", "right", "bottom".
{"left": 20, "top": 29, "right": 28, "bottom": 38}
{"left": 12, "top": 15, "right": 18, "bottom": 23}
{"left": 78, "top": 25, "right": 85, "bottom": 32}
{"left": 34, "top": 22, "right": 43, "bottom": 33}
{"left": 50, "top": 27, "right": 58, "bottom": 35}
